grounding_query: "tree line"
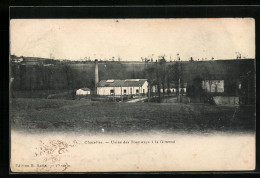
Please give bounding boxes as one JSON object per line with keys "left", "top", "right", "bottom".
{"left": 10, "top": 59, "right": 255, "bottom": 102}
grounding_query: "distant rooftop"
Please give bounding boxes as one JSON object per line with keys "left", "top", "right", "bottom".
{"left": 98, "top": 79, "right": 147, "bottom": 87}
{"left": 78, "top": 88, "right": 91, "bottom": 91}
{"left": 106, "top": 80, "right": 115, "bottom": 83}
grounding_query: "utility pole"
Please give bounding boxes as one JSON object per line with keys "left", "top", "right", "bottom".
{"left": 177, "top": 53, "right": 181, "bottom": 103}
{"left": 121, "top": 85, "right": 123, "bottom": 102}
{"left": 94, "top": 59, "right": 99, "bottom": 96}
{"left": 148, "top": 84, "right": 151, "bottom": 102}
{"left": 127, "top": 83, "right": 129, "bottom": 100}
{"left": 113, "top": 86, "right": 115, "bottom": 102}
{"left": 156, "top": 60, "right": 160, "bottom": 102}
{"left": 139, "top": 84, "right": 141, "bottom": 102}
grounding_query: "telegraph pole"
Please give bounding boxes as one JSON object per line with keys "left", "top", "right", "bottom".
{"left": 156, "top": 59, "right": 161, "bottom": 102}
{"left": 94, "top": 59, "right": 99, "bottom": 96}
{"left": 121, "top": 85, "right": 123, "bottom": 102}
{"left": 177, "top": 53, "right": 181, "bottom": 103}
{"left": 139, "top": 84, "right": 141, "bottom": 102}
{"left": 127, "top": 83, "right": 129, "bottom": 100}
{"left": 113, "top": 86, "right": 115, "bottom": 102}
{"left": 148, "top": 84, "right": 151, "bottom": 102}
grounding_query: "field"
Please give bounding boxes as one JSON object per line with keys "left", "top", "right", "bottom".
{"left": 10, "top": 98, "right": 255, "bottom": 134}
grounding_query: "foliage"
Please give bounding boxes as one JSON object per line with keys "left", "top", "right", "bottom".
{"left": 10, "top": 59, "right": 254, "bottom": 102}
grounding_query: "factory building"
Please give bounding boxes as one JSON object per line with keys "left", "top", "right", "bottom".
{"left": 97, "top": 79, "right": 149, "bottom": 96}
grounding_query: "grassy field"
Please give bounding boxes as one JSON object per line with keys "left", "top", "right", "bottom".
{"left": 10, "top": 98, "right": 255, "bottom": 134}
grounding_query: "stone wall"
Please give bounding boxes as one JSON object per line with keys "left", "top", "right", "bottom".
{"left": 213, "top": 96, "right": 239, "bottom": 105}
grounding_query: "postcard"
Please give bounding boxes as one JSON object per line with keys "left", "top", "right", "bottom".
{"left": 10, "top": 18, "right": 255, "bottom": 172}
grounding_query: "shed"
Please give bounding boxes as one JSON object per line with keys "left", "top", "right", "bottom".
{"left": 76, "top": 88, "right": 91, "bottom": 95}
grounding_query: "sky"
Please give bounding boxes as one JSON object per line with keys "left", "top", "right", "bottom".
{"left": 10, "top": 18, "right": 255, "bottom": 61}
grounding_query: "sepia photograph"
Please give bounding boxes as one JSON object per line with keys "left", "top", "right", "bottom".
{"left": 10, "top": 18, "right": 255, "bottom": 172}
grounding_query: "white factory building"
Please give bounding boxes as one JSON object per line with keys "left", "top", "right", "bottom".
{"left": 76, "top": 88, "right": 91, "bottom": 95}
{"left": 97, "top": 79, "right": 149, "bottom": 96}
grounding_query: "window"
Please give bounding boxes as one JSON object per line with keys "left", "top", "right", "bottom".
{"left": 110, "top": 89, "right": 114, "bottom": 95}
{"left": 143, "top": 89, "right": 145, "bottom": 93}
{"left": 124, "top": 89, "right": 127, "bottom": 94}
{"left": 202, "top": 80, "right": 224, "bottom": 93}
{"left": 136, "top": 89, "right": 139, "bottom": 94}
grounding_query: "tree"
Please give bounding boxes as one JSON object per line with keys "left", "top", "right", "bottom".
{"left": 168, "top": 60, "right": 184, "bottom": 101}
{"left": 63, "top": 64, "right": 74, "bottom": 90}
{"left": 144, "top": 66, "right": 156, "bottom": 100}
{"left": 159, "top": 56, "right": 167, "bottom": 96}
{"left": 166, "top": 65, "right": 172, "bottom": 96}
{"left": 156, "top": 61, "right": 161, "bottom": 101}
{"left": 236, "top": 52, "right": 241, "bottom": 59}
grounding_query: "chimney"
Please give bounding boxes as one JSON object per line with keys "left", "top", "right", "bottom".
{"left": 95, "top": 59, "right": 99, "bottom": 95}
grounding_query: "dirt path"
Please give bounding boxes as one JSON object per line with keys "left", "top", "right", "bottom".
{"left": 127, "top": 97, "right": 148, "bottom": 103}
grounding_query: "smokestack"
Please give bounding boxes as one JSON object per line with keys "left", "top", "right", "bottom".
{"left": 95, "top": 59, "right": 99, "bottom": 95}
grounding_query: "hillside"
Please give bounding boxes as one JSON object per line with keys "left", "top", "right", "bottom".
{"left": 10, "top": 58, "right": 255, "bottom": 93}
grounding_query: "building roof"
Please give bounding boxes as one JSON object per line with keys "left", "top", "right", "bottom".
{"left": 78, "top": 88, "right": 91, "bottom": 91}
{"left": 97, "top": 79, "right": 147, "bottom": 87}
